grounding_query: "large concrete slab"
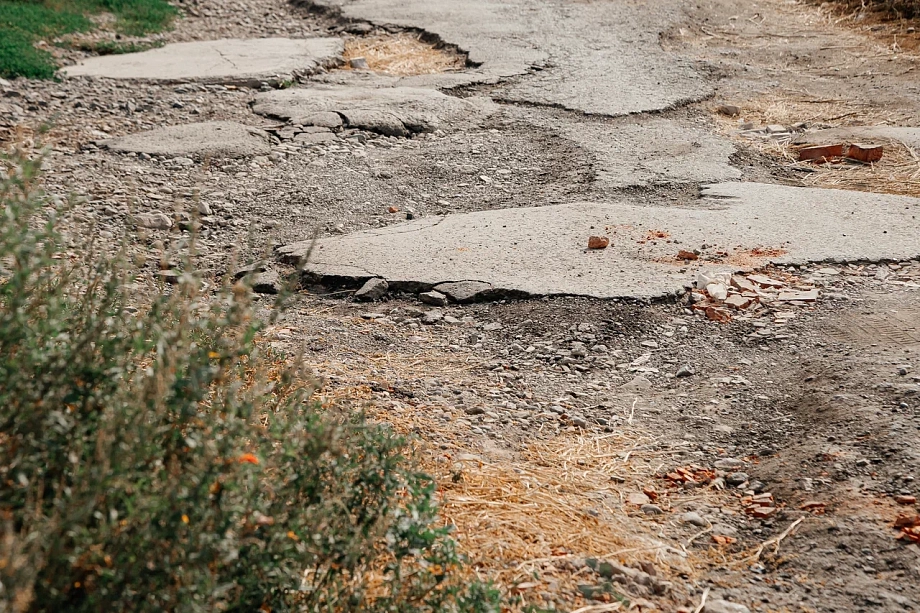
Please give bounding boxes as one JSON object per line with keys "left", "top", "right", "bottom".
{"left": 252, "top": 84, "right": 485, "bottom": 135}
{"left": 63, "top": 38, "right": 343, "bottom": 86}
{"left": 302, "top": 0, "right": 711, "bottom": 116}
{"left": 278, "top": 182, "right": 920, "bottom": 299}
{"left": 101, "top": 121, "right": 271, "bottom": 158}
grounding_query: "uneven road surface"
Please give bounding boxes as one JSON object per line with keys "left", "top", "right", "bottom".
{"left": 5, "top": 0, "right": 920, "bottom": 609}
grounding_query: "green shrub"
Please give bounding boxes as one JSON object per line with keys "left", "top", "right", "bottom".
{"left": 0, "top": 151, "right": 500, "bottom": 613}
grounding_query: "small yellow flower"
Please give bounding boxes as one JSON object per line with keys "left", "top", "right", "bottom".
{"left": 182, "top": 514, "right": 189, "bottom": 524}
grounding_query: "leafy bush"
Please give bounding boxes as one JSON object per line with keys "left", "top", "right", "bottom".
{"left": 0, "top": 151, "right": 500, "bottom": 613}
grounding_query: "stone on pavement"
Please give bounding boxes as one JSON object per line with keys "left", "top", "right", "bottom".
{"left": 252, "top": 84, "right": 478, "bottom": 136}
{"left": 277, "top": 183, "right": 920, "bottom": 300}
{"left": 101, "top": 122, "right": 271, "bottom": 158}
{"left": 434, "top": 281, "right": 495, "bottom": 303}
{"left": 63, "top": 38, "right": 343, "bottom": 86}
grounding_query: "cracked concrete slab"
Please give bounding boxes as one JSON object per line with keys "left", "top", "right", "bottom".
{"left": 793, "top": 126, "right": 920, "bottom": 149}
{"left": 530, "top": 115, "right": 741, "bottom": 188}
{"left": 100, "top": 121, "right": 271, "bottom": 158}
{"left": 278, "top": 182, "right": 920, "bottom": 300}
{"left": 252, "top": 84, "right": 492, "bottom": 135}
{"left": 63, "top": 38, "right": 343, "bottom": 86}
{"left": 301, "top": 0, "right": 711, "bottom": 116}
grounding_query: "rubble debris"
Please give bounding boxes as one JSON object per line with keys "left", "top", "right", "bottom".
{"left": 797, "top": 142, "right": 884, "bottom": 164}
{"left": 798, "top": 144, "right": 845, "bottom": 163}
{"left": 743, "top": 492, "right": 777, "bottom": 518}
{"left": 677, "top": 249, "right": 699, "bottom": 261}
{"left": 587, "top": 235, "right": 610, "bottom": 249}
{"left": 846, "top": 143, "right": 884, "bottom": 163}
{"left": 895, "top": 514, "right": 920, "bottom": 543}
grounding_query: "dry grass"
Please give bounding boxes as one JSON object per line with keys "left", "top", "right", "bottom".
{"left": 713, "top": 96, "right": 920, "bottom": 197}
{"left": 265, "top": 321, "right": 763, "bottom": 610}
{"left": 342, "top": 33, "right": 466, "bottom": 76}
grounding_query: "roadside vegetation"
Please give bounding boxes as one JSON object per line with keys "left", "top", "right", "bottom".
{"left": 0, "top": 0, "right": 175, "bottom": 79}
{"left": 0, "top": 150, "right": 500, "bottom": 613}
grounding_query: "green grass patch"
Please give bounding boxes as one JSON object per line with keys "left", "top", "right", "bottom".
{"left": 0, "top": 0, "right": 177, "bottom": 79}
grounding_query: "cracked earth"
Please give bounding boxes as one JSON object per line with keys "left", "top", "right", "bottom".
{"left": 4, "top": 0, "right": 920, "bottom": 610}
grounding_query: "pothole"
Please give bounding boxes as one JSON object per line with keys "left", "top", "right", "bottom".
{"left": 341, "top": 31, "right": 467, "bottom": 76}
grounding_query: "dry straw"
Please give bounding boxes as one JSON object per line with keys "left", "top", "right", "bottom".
{"left": 343, "top": 32, "right": 466, "bottom": 76}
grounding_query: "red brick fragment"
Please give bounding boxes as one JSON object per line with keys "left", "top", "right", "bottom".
{"left": 799, "top": 144, "right": 845, "bottom": 163}
{"left": 588, "top": 236, "right": 610, "bottom": 250}
{"left": 846, "top": 143, "right": 883, "bottom": 163}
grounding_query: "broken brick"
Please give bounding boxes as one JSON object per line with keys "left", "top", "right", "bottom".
{"left": 724, "top": 294, "right": 753, "bottom": 310}
{"left": 799, "top": 143, "right": 845, "bottom": 163}
{"left": 895, "top": 495, "right": 917, "bottom": 505}
{"left": 588, "top": 236, "right": 610, "bottom": 250}
{"left": 677, "top": 250, "right": 698, "bottom": 261}
{"left": 731, "top": 275, "right": 758, "bottom": 293}
{"left": 387, "top": 206, "right": 399, "bottom": 213}
{"left": 705, "top": 306, "right": 732, "bottom": 323}
{"left": 846, "top": 143, "right": 884, "bottom": 163}
{"left": 747, "top": 506, "right": 777, "bottom": 518}
{"left": 747, "top": 274, "right": 785, "bottom": 288}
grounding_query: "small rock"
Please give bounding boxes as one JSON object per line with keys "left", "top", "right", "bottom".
{"left": 676, "top": 365, "right": 695, "bottom": 378}
{"left": 626, "top": 492, "right": 651, "bottom": 505}
{"left": 483, "top": 322, "right": 503, "bottom": 331}
{"left": 765, "top": 124, "right": 787, "bottom": 134}
{"left": 349, "top": 56, "right": 370, "bottom": 69}
{"left": 354, "top": 277, "right": 389, "bottom": 301}
{"left": 895, "top": 495, "right": 917, "bottom": 505}
{"left": 713, "top": 424, "right": 734, "bottom": 435}
{"left": 134, "top": 212, "right": 173, "bottom": 230}
{"left": 434, "top": 280, "right": 494, "bottom": 303}
{"left": 419, "top": 290, "right": 449, "bottom": 306}
{"left": 570, "top": 342, "right": 587, "bottom": 358}
{"left": 251, "top": 270, "right": 281, "bottom": 294}
{"left": 703, "top": 599, "right": 751, "bottom": 613}
{"left": 622, "top": 376, "right": 652, "bottom": 392}
{"left": 681, "top": 511, "right": 708, "bottom": 527}
{"left": 641, "top": 504, "right": 664, "bottom": 515}
{"left": 197, "top": 201, "right": 212, "bottom": 216}
{"left": 464, "top": 406, "right": 485, "bottom": 415}
{"left": 714, "top": 458, "right": 744, "bottom": 470}
{"left": 726, "top": 472, "right": 749, "bottom": 486}
{"left": 717, "top": 104, "right": 740, "bottom": 117}
{"left": 422, "top": 310, "right": 443, "bottom": 325}
{"left": 572, "top": 417, "right": 588, "bottom": 428}
{"left": 587, "top": 235, "right": 610, "bottom": 249}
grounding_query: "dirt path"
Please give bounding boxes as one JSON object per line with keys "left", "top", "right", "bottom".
{"left": 2, "top": 0, "right": 920, "bottom": 610}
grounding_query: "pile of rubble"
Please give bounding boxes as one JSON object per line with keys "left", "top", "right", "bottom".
{"left": 689, "top": 269, "right": 819, "bottom": 323}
